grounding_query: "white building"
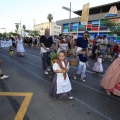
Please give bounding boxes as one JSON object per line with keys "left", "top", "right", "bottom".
{"left": 34, "top": 22, "right": 61, "bottom": 36}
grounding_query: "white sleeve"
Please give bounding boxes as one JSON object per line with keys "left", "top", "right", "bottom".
{"left": 98, "top": 58, "right": 102, "bottom": 63}
{"left": 67, "top": 63, "right": 69, "bottom": 69}
{"left": 105, "top": 39, "right": 108, "bottom": 44}
{"left": 53, "top": 63, "right": 59, "bottom": 70}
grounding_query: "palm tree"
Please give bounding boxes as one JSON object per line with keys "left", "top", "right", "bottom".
{"left": 22, "top": 25, "right": 26, "bottom": 31}
{"left": 0, "top": 33, "right": 2, "bottom": 38}
{"left": 22, "top": 25, "right": 26, "bottom": 37}
{"left": 15, "top": 24, "right": 19, "bottom": 33}
{"left": 32, "top": 30, "right": 39, "bottom": 36}
{"left": 47, "top": 14, "right": 53, "bottom": 29}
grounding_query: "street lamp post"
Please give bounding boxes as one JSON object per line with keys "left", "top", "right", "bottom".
{"left": 62, "top": 2, "right": 71, "bottom": 36}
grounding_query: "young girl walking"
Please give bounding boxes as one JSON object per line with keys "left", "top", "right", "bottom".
{"left": 93, "top": 53, "right": 103, "bottom": 74}
{"left": 9, "top": 45, "right": 14, "bottom": 56}
{"left": 49, "top": 51, "right": 73, "bottom": 99}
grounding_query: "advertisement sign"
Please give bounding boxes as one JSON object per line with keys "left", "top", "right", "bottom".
{"left": 81, "top": 3, "right": 90, "bottom": 25}
{"left": 105, "top": 6, "right": 118, "bottom": 18}
{"left": 0, "top": 40, "right": 12, "bottom": 47}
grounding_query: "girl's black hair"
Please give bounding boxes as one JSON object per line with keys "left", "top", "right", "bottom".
{"left": 59, "top": 50, "right": 65, "bottom": 55}
{"left": 98, "top": 53, "right": 102, "bottom": 56}
{"left": 82, "top": 48, "right": 87, "bottom": 52}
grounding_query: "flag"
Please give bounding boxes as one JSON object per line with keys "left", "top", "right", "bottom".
{"left": 81, "top": 3, "right": 90, "bottom": 25}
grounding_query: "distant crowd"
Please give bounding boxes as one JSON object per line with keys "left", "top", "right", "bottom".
{"left": 0, "top": 34, "right": 120, "bottom": 62}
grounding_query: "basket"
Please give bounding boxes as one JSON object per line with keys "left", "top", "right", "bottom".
{"left": 65, "top": 53, "right": 71, "bottom": 57}
{"left": 69, "top": 59, "right": 78, "bottom": 66}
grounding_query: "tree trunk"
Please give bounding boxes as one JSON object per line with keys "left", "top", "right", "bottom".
{"left": 49, "top": 21, "right": 50, "bottom": 29}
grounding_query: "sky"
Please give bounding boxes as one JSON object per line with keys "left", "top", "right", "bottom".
{"left": 0, "top": 0, "right": 118, "bottom": 33}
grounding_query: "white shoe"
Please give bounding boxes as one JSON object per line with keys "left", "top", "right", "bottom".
{"left": 110, "top": 60, "right": 113, "bottom": 62}
{"left": 74, "top": 74, "right": 76, "bottom": 79}
{"left": 47, "top": 68, "right": 50, "bottom": 72}
{"left": 1, "top": 75, "right": 9, "bottom": 80}
{"left": 68, "top": 96, "right": 73, "bottom": 100}
{"left": 80, "top": 78, "right": 85, "bottom": 82}
{"left": 44, "top": 71, "right": 49, "bottom": 75}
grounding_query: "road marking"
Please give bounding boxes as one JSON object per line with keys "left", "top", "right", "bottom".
{"left": 25, "top": 53, "right": 41, "bottom": 58}
{"left": 0, "top": 92, "right": 33, "bottom": 120}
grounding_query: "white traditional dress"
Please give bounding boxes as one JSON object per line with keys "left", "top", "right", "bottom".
{"left": 57, "top": 39, "right": 68, "bottom": 54}
{"left": 93, "top": 58, "right": 103, "bottom": 72}
{"left": 49, "top": 61, "right": 72, "bottom": 99}
{"left": 16, "top": 39, "right": 25, "bottom": 56}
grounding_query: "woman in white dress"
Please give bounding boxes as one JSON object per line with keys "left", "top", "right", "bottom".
{"left": 16, "top": 37, "right": 25, "bottom": 56}
{"left": 49, "top": 51, "right": 73, "bottom": 99}
{"left": 93, "top": 53, "right": 103, "bottom": 73}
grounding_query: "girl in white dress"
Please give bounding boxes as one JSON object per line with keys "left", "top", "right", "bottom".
{"left": 93, "top": 53, "right": 103, "bottom": 74}
{"left": 49, "top": 51, "right": 73, "bottom": 99}
{"left": 16, "top": 37, "right": 25, "bottom": 56}
{"left": 57, "top": 36, "right": 69, "bottom": 54}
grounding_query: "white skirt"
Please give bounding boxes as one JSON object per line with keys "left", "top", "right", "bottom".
{"left": 17, "top": 43, "right": 25, "bottom": 53}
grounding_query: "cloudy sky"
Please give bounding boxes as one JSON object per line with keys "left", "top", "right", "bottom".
{"left": 0, "top": 0, "right": 118, "bottom": 33}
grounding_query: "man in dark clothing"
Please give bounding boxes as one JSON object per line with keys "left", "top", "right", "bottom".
{"left": 40, "top": 28, "right": 56, "bottom": 74}
{"left": 75, "top": 31, "right": 89, "bottom": 55}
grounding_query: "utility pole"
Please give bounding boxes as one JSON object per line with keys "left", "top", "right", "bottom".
{"left": 33, "top": 19, "right": 35, "bottom": 30}
{"left": 62, "top": 2, "right": 71, "bottom": 36}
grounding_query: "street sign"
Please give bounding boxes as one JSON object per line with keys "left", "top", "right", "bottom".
{"left": 62, "top": 6, "right": 71, "bottom": 11}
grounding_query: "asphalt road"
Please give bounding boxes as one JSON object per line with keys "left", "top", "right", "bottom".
{"left": 0, "top": 46, "right": 120, "bottom": 120}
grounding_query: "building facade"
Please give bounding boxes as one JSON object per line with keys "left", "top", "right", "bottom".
{"left": 34, "top": 22, "right": 61, "bottom": 36}
{"left": 56, "top": 1, "right": 120, "bottom": 43}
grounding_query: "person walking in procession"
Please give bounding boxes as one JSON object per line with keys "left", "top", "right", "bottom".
{"left": 16, "top": 36, "right": 25, "bottom": 57}
{"left": 101, "top": 56, "right": 120, "bottom": 96}
{"left": 49, "top": 51, "right": 73, "bottom": 99}
{"left": 40, "top": 28, "right": 56, "bottom": 75}
{"left": 74, "top": 48, "right": 89, "bottom": 82}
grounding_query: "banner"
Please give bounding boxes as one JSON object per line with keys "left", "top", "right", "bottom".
{"left": 81, "top": 3, "right": 90, "bottom": 25}
{"left": 0, "top": 40, "right": 12, "bottom": 47}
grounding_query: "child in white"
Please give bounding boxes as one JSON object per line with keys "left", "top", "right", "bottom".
{"left": 74, "top": 48, "right": 89, "bottom": 82}
{"left": 93, "top": 53, "right": 103, "bottom": 73}
{"left": 49, "top": 51, "right": 73, "bottom": 99}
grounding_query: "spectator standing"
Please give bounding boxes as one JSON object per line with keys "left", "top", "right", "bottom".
{"left": 99, "top": 35, "right": 108, "bottom": 61}
{"left": 110, "top": 42, "right": 119, "bottom": 61}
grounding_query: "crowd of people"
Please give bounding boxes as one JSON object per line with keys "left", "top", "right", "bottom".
{"left": 40, "top": 29, "right": 120, "bottom": 99}
{"left": 1, "top": 28, "right": 120, "bottom": 99}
